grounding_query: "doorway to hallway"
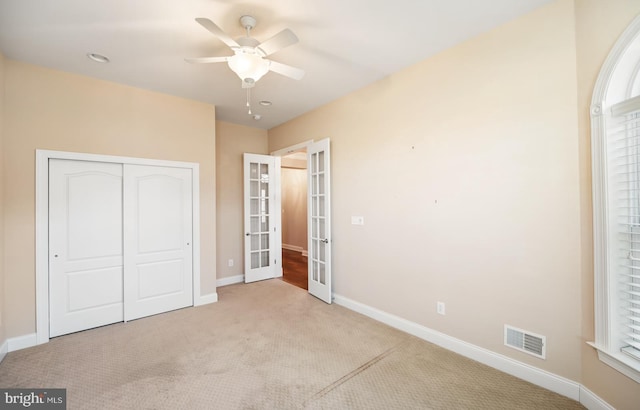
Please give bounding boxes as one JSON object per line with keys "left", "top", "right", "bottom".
{"left": 282, "top": 248, "right": 308, "bottom": 290}
{"left": 279, "top": 149, "right": 308, "bottom": 291}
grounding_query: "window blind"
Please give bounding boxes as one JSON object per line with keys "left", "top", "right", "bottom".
{"left": 608, "top": 97, "right": 640, "bottom": 361}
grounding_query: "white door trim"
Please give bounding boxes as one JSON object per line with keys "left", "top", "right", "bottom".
{"left": 35, "top": 149, "right": 202, "bottom": 345}
{"left": 270, "top": 140, "right": 315, "bottom": 157}
{"left": 272, "top": 139, "right": 333, "bottom": 303}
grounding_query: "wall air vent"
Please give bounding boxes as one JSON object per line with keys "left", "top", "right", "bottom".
{"left": 504, "top": 325, "right": 546, "bottom": 359}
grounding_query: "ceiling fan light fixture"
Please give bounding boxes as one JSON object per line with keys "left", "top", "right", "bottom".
{"left": 227, "top": 50, "right": 270, "bottom": 83}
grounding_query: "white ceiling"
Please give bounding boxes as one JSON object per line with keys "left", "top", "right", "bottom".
{"left": 0, "top": 0, "right": 553, "bottom": 130}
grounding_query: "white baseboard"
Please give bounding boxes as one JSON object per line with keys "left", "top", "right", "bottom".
{"left": 217, "top": 275, "right": 244, "bottom": 287}
{"left": 195, "top": 292, "right": 218, "bottom": 306}
{"left": 333, "top": 293, "right": 611, "bottom": 409}
{"left": 579, "top": 386, "right": 615, "bottom": 410}
{"left": 283, "top": 244, "right": 308, "bottom": 257}
{"left": 282, "top": 244, "right": 303, "bottom": 252}
{"left": 8, "top": 333, "right": 37, "bottom": 352}
{"left": 0, "top": 339, "right": 8, "bottom": 363}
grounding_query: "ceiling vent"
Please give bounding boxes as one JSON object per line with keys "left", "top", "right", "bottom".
{"left": 504, "top": 325, "right": 546, "bottom": 359}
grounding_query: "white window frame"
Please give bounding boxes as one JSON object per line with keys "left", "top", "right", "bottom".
{"left": 591, "top": 14, "right": 640, "bottom": 383}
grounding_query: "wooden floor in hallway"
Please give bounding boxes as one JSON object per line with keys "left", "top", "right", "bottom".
{"left": 281, "top": 248, "right": 308, "bottom": 290}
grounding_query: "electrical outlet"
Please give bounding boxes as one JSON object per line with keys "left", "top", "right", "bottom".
{"left": 228, "top": 259, "right": 234, "bottom": 267}
{"left": 437, "top": 302, "right": 446, "bottom": 315}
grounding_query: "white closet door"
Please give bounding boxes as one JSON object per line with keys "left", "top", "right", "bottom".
{"left": 123, "top": 165, "right": 193, "bottom": 321}
{"left": 49, "top": 159, "right": 124, "bottom": 337}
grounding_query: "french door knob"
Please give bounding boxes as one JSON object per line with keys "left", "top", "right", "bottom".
{"left": 246, "top": 233, "right": 250, "bottom": 236}
{"left": 321, "top": 238, "right": 329, "bottom": 243}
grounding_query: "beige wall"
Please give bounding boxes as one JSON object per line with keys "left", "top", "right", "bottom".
{"left": 575, "top": 1, "right": 640, "bottom": 409}
{"left": 215, "top": 121, "right": 268, "bottom": 280}
{"left": 281, "top": 167, "right": 307, "bottom": 250}
{"left": 270, "top": 0, "right": 583, "bottom": 381}
{"left": 3, "top": 61, "right": 217, "bottom": 338}
{"left": 0, "top": 51, "right": 5, "bottom": 347}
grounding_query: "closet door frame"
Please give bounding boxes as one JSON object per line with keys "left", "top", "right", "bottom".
{"left": 35, "top": 150, "right": 203, "bottom": 345}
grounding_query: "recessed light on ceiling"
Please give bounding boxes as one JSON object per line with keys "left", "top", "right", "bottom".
{"left": 259, "top": 100, "right": 272, "bottom": 106}
{"left": 87, "top": 53, "right": 109, "bottom": 63}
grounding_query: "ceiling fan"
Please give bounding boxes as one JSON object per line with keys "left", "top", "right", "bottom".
{"left": 185, "top": 15, "right": 305, "bottom": 89}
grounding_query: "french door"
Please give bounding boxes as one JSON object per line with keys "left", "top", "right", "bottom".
{"left": 243, "top": 139, "right": 332, "bottom": 303}
{"left": 243, "top": 154, "right": 281, "bottom": 283}
{"left": 307, "top": 139, "right": 332, "bottom": 303}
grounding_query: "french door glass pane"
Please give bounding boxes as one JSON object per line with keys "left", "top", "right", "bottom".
{"left": 313, "top": 261, "right": 318, "bottom": 281}
{"left": 250, "top": 181, "right": 259, "bottom": 197}
{"left": 251, "top": 252, "right": 259, "bottom": 269}
{"left": 319, "top": 262, "right": 326, "bottom": 285}
{"left": 260, "top": 216, "right": 269, "bottom": 232}
{"left": 250, "top": 217, "right": 259, "bottom": 232}
{"left": 319, "top": 196, "right": 325, "bottom": 217}
{"left": 261, "top": 251, "right": 270, "bottom": 267}
{"left": 251, "top": 234, "right": 259, "bottom": 251}
{"left": 319, "top": 219, "right": 325, "bottom": 238}
{"left": 250, "top": 163, "right": 258, "bottom": 179}
{"left": 250, "top": 199, "right": 259, "bottom": 214}
{"left": 319, "top": 174, "right": 325, "bottom": 194}
{"left": 318, "top": 152, "right": 325, "bottom": 172}
{"left": 261, "top": 234, "right": 269, "bottom": 249}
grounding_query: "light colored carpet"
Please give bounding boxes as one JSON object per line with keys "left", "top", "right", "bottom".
{"left": 0, "top": 280, "right": 584, "bottom": 409}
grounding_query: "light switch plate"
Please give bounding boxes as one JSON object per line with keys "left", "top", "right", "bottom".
{"left": 351, "top": 216, "right": 364, "bottom": 225}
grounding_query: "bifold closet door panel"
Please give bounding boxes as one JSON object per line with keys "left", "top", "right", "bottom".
{"left": 49, "top": 160, "right": 124, "bottom": 337}
{"left": 123, "top": 165, "right": 193, "bottom": 321}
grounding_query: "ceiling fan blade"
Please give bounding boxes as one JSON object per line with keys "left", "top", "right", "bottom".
{"left": 268, "top": 60, "right": 305, "bottom": 80}
{"left": 184, "top": 56, "right": 230, "bottom": 64}
{"left": 257, "top": 29, "right": 298, "bottom": 56}
{"left": 195, "top": 18, "right": 239, "bottom": 49}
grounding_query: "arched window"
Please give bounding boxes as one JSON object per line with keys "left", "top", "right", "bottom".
{"left": 591, "top": 14, "right": 640, "bottom": 383}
